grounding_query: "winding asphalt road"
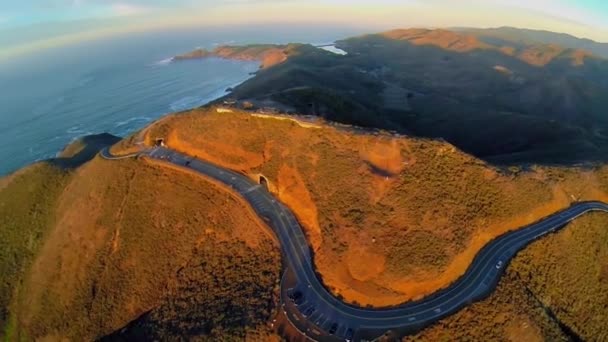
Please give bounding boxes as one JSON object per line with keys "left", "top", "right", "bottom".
{"left": 101, "top": 146, "right": 608, "bottom": 341}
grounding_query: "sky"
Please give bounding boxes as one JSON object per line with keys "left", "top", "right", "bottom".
{"left": 1, "top": 0, "right": 608, "bottom": 60}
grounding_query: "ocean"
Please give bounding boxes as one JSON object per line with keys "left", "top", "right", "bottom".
{"left": 0, "top": 25, "right": 361, "bottom": 175}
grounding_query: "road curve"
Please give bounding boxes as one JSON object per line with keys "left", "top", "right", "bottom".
{"left": 101, "top": 146, "right": 608, "bottom": 341}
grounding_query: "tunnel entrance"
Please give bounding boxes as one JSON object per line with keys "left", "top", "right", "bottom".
{"left": 155, "top": 138, "right": 165, "bottom": 147}
{"left": 259, "top": 176, "right": 268, "bottom": 189}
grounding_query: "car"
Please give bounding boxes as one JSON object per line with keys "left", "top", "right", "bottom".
{"left": 293, "top": 292, "right": 305, "bottom": 305}
{"left": 303, "top": 306, "right": 316, "bottom": 317}
{"left": 288, "top": 289, "right": 303, "bottom": 304}
{"left": 185, "top": 161, "right": 191, "bottom": 166}
{"left": 496, "top": 260, "right": 504, "bottom": 269}
{"left": 328, "top": 323, "right": 338, "bottom": 335}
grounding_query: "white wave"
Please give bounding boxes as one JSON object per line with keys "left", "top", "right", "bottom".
{"left": 152, "top": 57, "right": 174, "bottom": 66}
{"left": 213, "top": 40, "right": 237, "bottom": 47}
{"left": 114, "top": 116, "right": 151, "bottom": 127}
{"left": 319, "top": 45, "right": 348, "bottom": 55}
{"left": 169, "top": 96, "right": 206, "bottom": 112}
{"left": 67, "top": 125, "right": 84, "bottom": 134}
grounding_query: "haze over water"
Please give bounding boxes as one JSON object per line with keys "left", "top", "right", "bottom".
{"left": 0, "top": 25, "right": 359, "bottom": 175}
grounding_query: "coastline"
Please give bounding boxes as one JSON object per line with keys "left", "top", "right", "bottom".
{"left": 0, "top": 58, "right": 258, "bottom": 177}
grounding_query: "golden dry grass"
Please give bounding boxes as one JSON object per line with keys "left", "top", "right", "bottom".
{"left": 139, "top": 107, "right": 608, "bottom": 306}
{"left": 410, "top": 212, "right": 608, "bottom": 341}
{"left": 403, "top": 270, "right": 565, "bottom": 341}
{"left": 0, "top": 163, "right": 70, "bottom": 338}
{"left": 9, "top": 156, "right": 280, "bottom": 340}
{"left": 509, "top": 213, "right": 608, "bottom": 340}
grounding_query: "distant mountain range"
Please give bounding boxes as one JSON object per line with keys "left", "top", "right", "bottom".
{"left": 379, "top": 28, "right": 597, "bottom": 67}
{"left": 205, "top": 27, "right": 608, "bottom": 164}
{"left": 454, "top": 27, "right": 608, "bottom": 59}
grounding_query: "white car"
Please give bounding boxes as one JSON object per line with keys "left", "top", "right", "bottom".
{"left": 496, "top": 261, "right": 504, "bottom": 269}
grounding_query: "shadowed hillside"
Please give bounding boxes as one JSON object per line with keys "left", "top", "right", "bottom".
{"left": 216, "top": 28, "right": 608, "bottom": 165}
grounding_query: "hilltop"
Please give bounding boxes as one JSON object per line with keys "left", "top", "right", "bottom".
{"left": 128, "top": 106, "right": 608, "bottom": 339}
{"left": 132, "top": 107, "right": 608, "bottom": 307}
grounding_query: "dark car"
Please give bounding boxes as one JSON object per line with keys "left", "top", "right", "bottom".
{"left": 329, "top": 323, "right": 338, "bottom": 335}
{"left": 303, "top": 306, "right": 316, "bottom": 317}
{"left": 289, "top": 290, "right": 304, "bottom": 305}
{"left": 287, "top": 288, "right": 296, "bottom": 300}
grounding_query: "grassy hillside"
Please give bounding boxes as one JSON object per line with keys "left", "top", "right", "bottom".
{"left": 510, "top": 213, "right": 608, "bottom": 340}
{"left": 0, "top": 133, "right": 119, "bottom": 337}
{"left": 0, "top": 163, "right": 70, "bottom": 338}
{"left": 406, "top": 213, "right": 608, "bottom": 341}
{"left": 100, "top": 238, "right": 280, "bottom": 341}
{"left": 141, "top": 107, "right": 608, "bottom": 307}
{"left": 174, "top": 44, "right": 297, "bottom": 69}
{"left": 1, "top": 151, "right": 281, "bottom": 340}
{"left": 404, "top": 271, "right": 567, "bottom": 342}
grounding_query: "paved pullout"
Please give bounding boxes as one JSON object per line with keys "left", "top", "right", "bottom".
{"left": 101, "top": 146, "right": 608, "bottom": 341}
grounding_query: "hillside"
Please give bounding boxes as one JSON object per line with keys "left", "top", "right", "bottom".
{"left": 139, "top": 107, "right": 608, "bottom": 307}
{"left": 217, "top": 28, "right": 608, "bottom": 165}
{"left": 456, "top": 26, "right": 608, "bottom": 59}
{"left": 0, "top": 138, "right": 281, "bottom": 341}
{"left": 380, "top": 28, "right": 596, "bottom": 66}
{"left": 0, "top": 163, "right": 70, "bottom": 337}
{"left": 173, "top": 44, "right": 295, "bottom": 69}
{"left": 409, "top": 213, "right": 608, "bottom": 341}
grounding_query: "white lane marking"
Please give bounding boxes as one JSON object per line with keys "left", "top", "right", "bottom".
{"left": 243, "top": 185, "right": 262, "bottom": 194}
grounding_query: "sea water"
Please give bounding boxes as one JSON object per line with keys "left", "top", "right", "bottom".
{"left": 0, "top": 25, "right": 361, "bottom": 175}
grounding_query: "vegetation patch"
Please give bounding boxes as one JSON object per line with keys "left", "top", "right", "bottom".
{"left": 0, "top": 163, "right": 70, "bottom": 338}
{"left": 5, "top": 156, "right": 280, "bottom": 341}
{"left": 100, "top": 238, "right": 280, "bottom": 341}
